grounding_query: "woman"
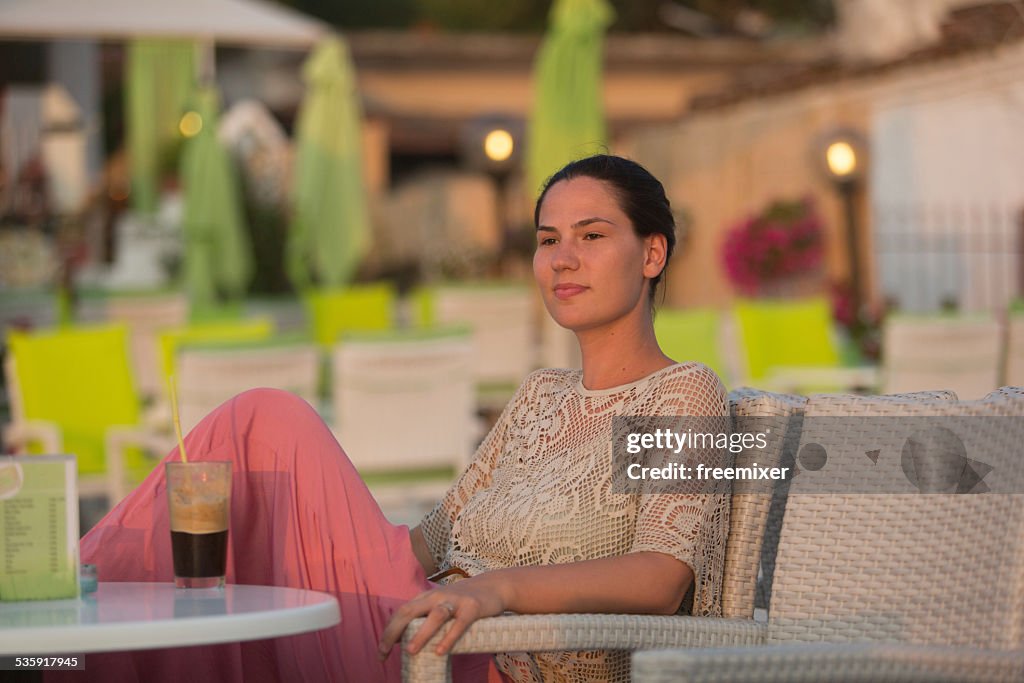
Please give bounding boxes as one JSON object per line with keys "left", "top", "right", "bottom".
{"left": 66, "top": 154, "right": 729, "bottom": 682}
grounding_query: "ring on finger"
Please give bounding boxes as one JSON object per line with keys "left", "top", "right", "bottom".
{"left": 437, "top": 601, "right": 456, "bottom": 619}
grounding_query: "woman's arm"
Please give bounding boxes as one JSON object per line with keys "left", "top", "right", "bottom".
{"left": 480, "top": 550, "right": 691, "bottom": 615}
{"left": 409, "top": 525, "right": 437, "bottom": 576}
{"left": 378, "top": 550, "right": 692, "bottom": 659}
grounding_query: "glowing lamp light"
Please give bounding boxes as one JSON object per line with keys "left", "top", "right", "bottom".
{"left": 179, "top": 111, "right": 203, "bottom": 138}
{"left": 483, "top": 128, "right": 514, "bottom": 163}
{"left": 815, "top": 129, "right": 866, "bottom": 185}
{"left": 460, "top": 115, "right": 521, "bottom": 174}
{"left": 826, "top": 141, "right": 858, "bottom": 179}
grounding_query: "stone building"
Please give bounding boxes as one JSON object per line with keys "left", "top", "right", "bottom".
{"left": 625, "top": 1, "right": 1024, "bottom": 311}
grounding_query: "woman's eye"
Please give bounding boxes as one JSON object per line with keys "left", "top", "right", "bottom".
{"left": 583, "top": 232, "right": 603, "bottom": 240}
{"left": 538, "top": 237, "right": 557, "bottom": 246}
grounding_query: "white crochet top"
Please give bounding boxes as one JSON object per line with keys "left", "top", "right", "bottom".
{"left": 420, "top": 362, "right": 732, "bottom": 682}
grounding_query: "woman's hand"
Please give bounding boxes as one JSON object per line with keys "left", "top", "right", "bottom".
{"left": 378, "top": 552, "right": 692, "bottom": 660}
{"left": 378, "top": 573, "right": 510, "bottom": 660}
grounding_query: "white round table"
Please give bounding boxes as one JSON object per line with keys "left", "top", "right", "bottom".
{"left": 0, "top": 582, "right": 340, "bottom": 655}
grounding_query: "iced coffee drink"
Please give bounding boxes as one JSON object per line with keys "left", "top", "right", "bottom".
{"left": 166, "top": 461, "right": 231, "bottom": 589}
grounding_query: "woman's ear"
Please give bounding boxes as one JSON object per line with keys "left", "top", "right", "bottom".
{"left": 642, "top": 233, "right": 668, "bottom": 279}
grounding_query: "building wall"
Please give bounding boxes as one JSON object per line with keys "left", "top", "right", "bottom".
{"left": 628, "top": 39, "right": 1024, "bottom": 312}
{"left": 628, "top": 84, "right": 873, "bottom": 309}
{"left": 358, "top": 68, "right": 729, "bottom": 125}
{"left": 871, "top": 41, "right": 1024, "bottom": 312}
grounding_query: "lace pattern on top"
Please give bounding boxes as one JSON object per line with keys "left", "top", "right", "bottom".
{"left": 419, "top": 362, "right": 731, "bottom": 683}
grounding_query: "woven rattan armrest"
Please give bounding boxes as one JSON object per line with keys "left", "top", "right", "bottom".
{"left": 631, "top": 642, "right": 1024, "bottom": 683}
{"left": 402, "top": 614, "right": 765, "bottom": 683}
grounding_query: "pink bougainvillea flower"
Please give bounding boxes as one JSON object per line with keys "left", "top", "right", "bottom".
{"left": 721, "top": 198, "right": 825, "bottom": 295}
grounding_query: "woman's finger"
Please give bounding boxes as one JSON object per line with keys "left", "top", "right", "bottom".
{"left": 433, "top": 602, "right": 479, "bottom": 655}
{"left": 405, "top": 601, "right": 458, "bottom": 654}
{"left": 378, "top": 600, "right": 423, "bottom": 657}
{"left": 377, "top": 618, "right": 406, "bottom": 658}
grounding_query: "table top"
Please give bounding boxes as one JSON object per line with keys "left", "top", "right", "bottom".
{"left": 0, "top": 582, "right": 340, "bottom": 655}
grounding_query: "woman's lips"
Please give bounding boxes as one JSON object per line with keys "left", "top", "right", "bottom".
{"left": 553, "top": 284, "right": 587, "bottom": 300}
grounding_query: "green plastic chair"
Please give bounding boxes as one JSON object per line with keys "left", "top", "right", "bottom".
{"left": 653, "top": 308, "right": 730, "bottom": 382}
{"left": 410, "top": 286, "right": 436, "bottom": 328}
{"left": 304, "top": 283, "right": 395, "bottom": 348}
{"left": 157, "top": 317, "right": 275, "bottom": 389}
{"left": 733, "top": 297, "right": 874, "bottom": 393}
{"left": 4, "top": 323, "right": 145, "bottom": 486}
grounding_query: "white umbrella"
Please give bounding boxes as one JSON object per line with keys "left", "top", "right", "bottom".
{"left": 0, "top": 0, "right": 326, "bottom": 47}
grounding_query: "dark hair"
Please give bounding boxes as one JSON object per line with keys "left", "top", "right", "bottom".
{"left": 533, "top": 154, "right": 676, "bottom": 304}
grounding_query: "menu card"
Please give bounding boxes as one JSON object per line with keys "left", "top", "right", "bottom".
{"left": 0, "top": 455, "right": 80, "bottom": 601}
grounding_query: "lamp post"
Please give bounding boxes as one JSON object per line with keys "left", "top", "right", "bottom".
{"left": 817, "top": 129, "right": 868, "bottom": 336}
{"left": 460, "top": 115, "right": 523, "bottom": 269}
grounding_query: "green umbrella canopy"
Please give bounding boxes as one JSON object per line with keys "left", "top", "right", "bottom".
{"left": 287, "top": 35, "right": 370, "bottom": 291}
{"left": 126, "top": 40, "right": 196, "bottom": 215}
{"left": 180, "top": 86, "right": 253, "bottom": 314}
{"left": 526, "top": 0, "right": 614, "bottom": 198}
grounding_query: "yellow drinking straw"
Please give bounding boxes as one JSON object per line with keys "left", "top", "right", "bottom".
{"left": 169, "top": 374, "right": 188, "bottom": 463}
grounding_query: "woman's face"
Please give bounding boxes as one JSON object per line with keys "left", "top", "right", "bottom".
{"left": 533, "top": 176, "right": 666, "bottom": 333}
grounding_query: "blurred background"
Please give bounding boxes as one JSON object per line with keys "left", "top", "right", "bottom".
{"left": 1, "top": 0, "right": 1022, "bottom": 527}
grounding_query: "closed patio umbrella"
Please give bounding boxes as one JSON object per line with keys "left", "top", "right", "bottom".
{"left": 180, "top": 86, "right": 252, "bottom": 315}
{"left": 126, "top": 40, "right": 196, "bottom": 215}
{"left": 287, "top": 36, "right": 370, "bottom": 290}
{"left": 526, "top": 0, "right": 614, "bottom": 196}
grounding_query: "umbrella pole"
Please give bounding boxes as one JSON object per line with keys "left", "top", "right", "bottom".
{"left": 196, "top": 40, "right": 215, "bottom": 85}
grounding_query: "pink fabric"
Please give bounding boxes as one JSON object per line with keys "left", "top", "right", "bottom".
{"left": 51, "top": 389, "right": 505, "bottom": 683}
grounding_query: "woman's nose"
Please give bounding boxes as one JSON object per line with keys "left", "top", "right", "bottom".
{"left": 551, "top": 241, "right": 580, "bottom": 270}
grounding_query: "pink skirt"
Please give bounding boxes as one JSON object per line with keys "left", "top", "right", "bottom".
{"left": 51, "top": 388, "right": 505, "bottom": 682}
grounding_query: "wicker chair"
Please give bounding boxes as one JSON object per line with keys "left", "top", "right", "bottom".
{"left": 986, "top": 385, "right": 1024, "bottom": 402}
{"left": 724, "top": 388, "right": 959, "bottom": 616}
{"left": 755, "top": 389, "right": 957, "bottom": 612}
{"left": 634, "top": 642, "right": 1024, "bottom": 682}
{"left": 401, "top": 387, "right": 806, "bottom": 682}
{"left": 722, "top": 388, "right": 807, "bottom": 618}
{"left": 631, "top": 389, "right": 1024, "bottom": 682}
